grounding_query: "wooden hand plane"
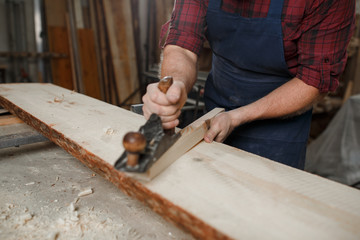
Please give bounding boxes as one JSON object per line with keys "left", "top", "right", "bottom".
{"left": 114, "top": 76, "right": 224, "bottom": 181}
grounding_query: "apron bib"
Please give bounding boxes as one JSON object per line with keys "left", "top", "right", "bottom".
{"left": 204, "top": 0, "right": 312, "bottom": 169}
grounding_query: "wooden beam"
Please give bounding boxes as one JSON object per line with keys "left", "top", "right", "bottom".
{"left": 102, "top": 0, "right": 140, "bottom": 105}
{"left": 45, "top": 27, "right": 74, "bottom": 90}
{"left": 44, "top": 0, "right": 67, "bottom": 27}
{"left": 1, "top": 83, "right": 360, "bottom": 240}
{"left": 149, "top": 0, "right": 174, "bottom": 65}
{"left": 88, "top": 0, "right": 105, "bottom": 100}
{"left": 65, "top": 13, "right": 79, "bottom": 92}
{"left": 94, "top": 0, "right": 111, "bottom": 103}
{"left": 45, "top": 0, "right": 74, "bottom": 90}
{"left": 73, "top": 0, "right": 84, "bottom": 29}
{"left": 77, "top": 29, "right": 102, "bottom": 100}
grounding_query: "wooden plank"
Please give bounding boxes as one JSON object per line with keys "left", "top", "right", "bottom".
{"left": 44, "top": 0, "right": 67, "bottom": 27}
{"left": 47, "top": 27, "right": 74, "bottom": 90}
{"left": 102, "top": 0, "right": 140, "bottom": 105}
{"left": 0, "top": 131, "right": 48, "bottom": 149}
{"left": 77, "top": 29, "right": 102, "bottom": 100}
{"left": 130, "top": 0, "right": 143, "bottom": 94}
{"left": 154, "top": 0, "right": 174, "bottom": 63}
{"left": 148, "top": 0, "right": 174, "bottom": 65}
{"left": 1, "top": 83, "right": 360, "bottom": 240}
{"left": 0, "top": 115, "right": 23, "bottom": 126}
{"left": 45, "top": 0, "right": 74, "bottom": 90}
{"left": 94, "top": 0, "right": 111, "bottom": 103}
{"left": 73, "top": 0, "right": 84, "bottom": 29}
{"left": 65, "top": 13, "right": 79, "bottom": 92}
{"left": 88, "top": 0, "right": 105, "bottom": 100}
{"left": 0, "top": 108, "right": 9, "bottom": 115}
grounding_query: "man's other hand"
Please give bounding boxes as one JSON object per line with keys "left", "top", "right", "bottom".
{"left": 204, "top": 111, "right": 236, "bottom": 143}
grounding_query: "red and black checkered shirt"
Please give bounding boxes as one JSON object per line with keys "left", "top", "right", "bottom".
{"left": 162, "top": 0, "right": 356, "bottom": 92}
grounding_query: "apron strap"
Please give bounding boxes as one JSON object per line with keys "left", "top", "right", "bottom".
{"left": 208, "top": 0, "right": 284, "bottom": 19}
{"left": 267, "top": 0, "right": 285, "bottom": 19}
{"left": 208, "top": 0, "right": 221, "bottom": 11}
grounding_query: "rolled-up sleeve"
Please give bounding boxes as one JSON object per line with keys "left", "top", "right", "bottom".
{"left": 295, "top": 0, "right": 356, "bottom": 93}
{"left": 161, "top": 0, "right": 207, "bottom": 56}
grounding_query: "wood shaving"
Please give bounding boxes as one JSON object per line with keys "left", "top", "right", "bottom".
{"left": 78, "top": 188, "right": 93, "bottom": 197}
{"left": 104, "top": 127, "right": 116, "bottom": 135}
{"left": 54, "top": 94, "right": 65, "bottom": 103}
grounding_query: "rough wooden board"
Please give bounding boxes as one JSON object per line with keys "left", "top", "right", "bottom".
{"left": 1, "top": 83, "right": 360, "bottom": 240}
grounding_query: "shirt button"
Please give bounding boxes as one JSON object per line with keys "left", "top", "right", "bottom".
{"left": 324, "top": 57, "right": 329, "bottom": 63}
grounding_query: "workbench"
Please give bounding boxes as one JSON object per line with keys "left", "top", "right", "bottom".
{"left": 0, "top": 113, "right": 194, "bottom": 239}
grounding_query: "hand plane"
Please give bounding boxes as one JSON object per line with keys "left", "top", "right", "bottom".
{"left": 114, "top": 76, "right": 179, "bottom": 172}
{"left": 114, "top": 76, "right": 224, "bottom": 181}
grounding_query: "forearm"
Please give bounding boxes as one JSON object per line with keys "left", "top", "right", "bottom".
{"left": 229, "top": 78, "right": 324, "bottom": 127}
{"left": 160, "top": 45, "right": 198, "bottom": 93}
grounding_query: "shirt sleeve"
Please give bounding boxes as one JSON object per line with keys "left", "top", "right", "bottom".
{"left": 161, "top": 0, "right": 207, "bottom": 56}
{"left": 295, "top": 0, "right": 356, "bottom": 93}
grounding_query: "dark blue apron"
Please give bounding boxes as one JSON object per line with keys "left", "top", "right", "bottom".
{"left": 204, "top": 0, "right": 312, "bottom": 169}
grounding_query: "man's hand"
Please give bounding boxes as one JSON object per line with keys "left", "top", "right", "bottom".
{"left": 142, "top": 80, "right": 187, "bottom": 129}
{"left": 142, "top": 44, "right": 198, "bottom": 129}
{"left": 204, "top": 111, "right": 239, "bottom": 143}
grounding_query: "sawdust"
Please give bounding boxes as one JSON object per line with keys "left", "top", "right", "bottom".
{"left": 0, "top": 142, "right": 195, "bottom": 240}
{"left": 0, "top": 199, "right": 141, "bottom": 240}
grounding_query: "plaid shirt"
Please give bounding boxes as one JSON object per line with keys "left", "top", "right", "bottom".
{"left": 162, "top": 0, "right": 356, "bottom": 92}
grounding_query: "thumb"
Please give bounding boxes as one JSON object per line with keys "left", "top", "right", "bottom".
{"left": 204, "top": 127, "right": 217, "bottom": 143}
{"left": 166, "top": 82, "right": 183, "bottom": 104}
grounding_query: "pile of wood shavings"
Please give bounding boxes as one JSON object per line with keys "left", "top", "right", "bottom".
{"left": 0, "top": 200, "right": 135, "bottom": 240}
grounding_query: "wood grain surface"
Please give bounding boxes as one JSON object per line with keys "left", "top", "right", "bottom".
{"left": 1, "top": 83, "right": 360, "bottom": 240}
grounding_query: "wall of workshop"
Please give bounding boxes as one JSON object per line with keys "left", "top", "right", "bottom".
{"left": 0, "top": 1, "right": 9, "bottom": 52}
{"left": 138, "top": 1, "right": 148, "bottom": 78}
{"left": 0, "top": 0, "right": 40, "bottom": 83}
{"left": 137, "top": 0, "right": 175, "bottom": 82}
